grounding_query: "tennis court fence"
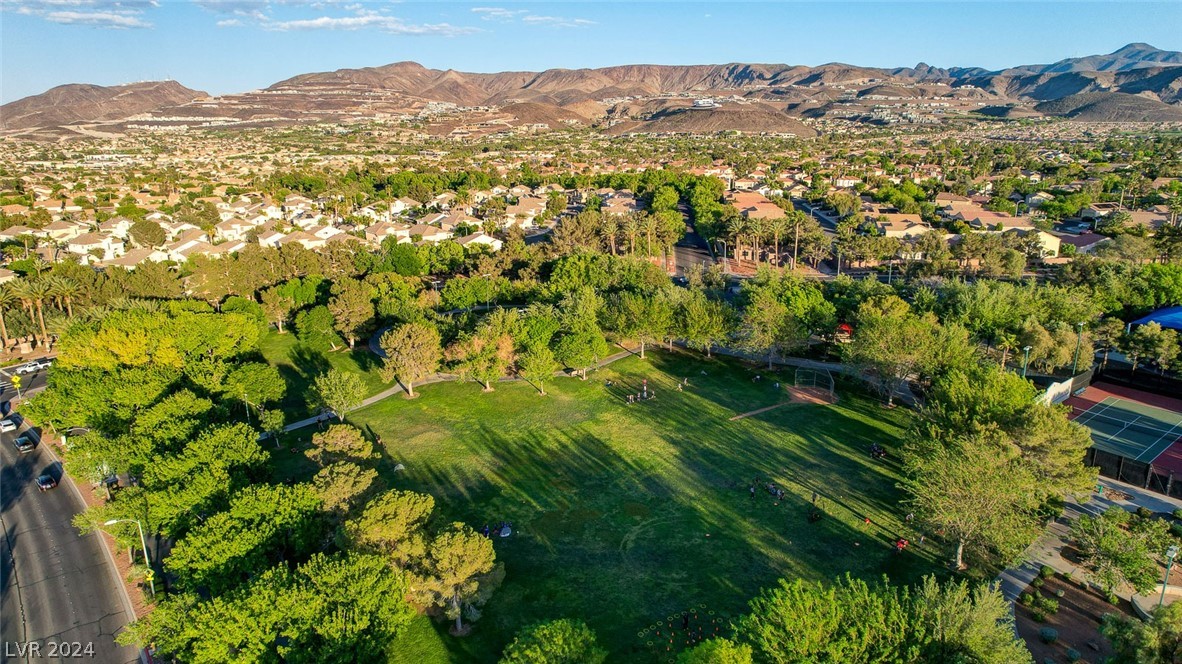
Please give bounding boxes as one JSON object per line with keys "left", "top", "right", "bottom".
{"left": 1086, "top": 447, "right": 1182, "bottom": 499}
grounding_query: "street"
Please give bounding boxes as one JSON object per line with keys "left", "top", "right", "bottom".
{"left": 1, "top": 401, "right": 138, "bottom": 663}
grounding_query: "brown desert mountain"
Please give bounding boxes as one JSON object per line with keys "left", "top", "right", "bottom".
{"left": 0, "top": 80, "right": 205, "bottom": 130}
{"left": 4, "top": 44, "right": 1182, "bottom": 135}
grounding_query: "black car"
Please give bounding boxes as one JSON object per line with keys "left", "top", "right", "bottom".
{"left": 36, "top": 474, "right": 57, "bottom": 491}
{"left": 13, "top": 435, "right": 34, "bottom": 454}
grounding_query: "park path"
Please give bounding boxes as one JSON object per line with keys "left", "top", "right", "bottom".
{"left": 276, "top": 346, "right": 641, "bottom": 434}
{"left": 995, "top": 477, "right": 1182, "bottom": 609}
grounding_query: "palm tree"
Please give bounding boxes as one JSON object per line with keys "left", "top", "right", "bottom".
{"left": 11, "top": 280, "right": 47, "bottom": 346}
{"left": 599, "top": 214, "right": 620, "bottom": 256}
{"left": 622, "top": 213, "right": 640, "bottom": 256}
{"left": 727, "top": 215, "right": 748, "bottom": 267}
{"left": 25, "top": 280, "right": 51, "bottom": 347}
{"left": 0, "top": 286, "right": 15, "bottom": 347}
{"left": 767, "top": 216, "right": 789, "bottom": 267}
{"left": 640, "top": 213, "right": 659, "bottom": 257}
{"left": 46, "top": 276, "right": 79, "bottom": 318}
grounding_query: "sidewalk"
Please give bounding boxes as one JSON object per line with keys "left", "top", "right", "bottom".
{"left": 996, "top": 476, "right": 1182, "bottom": 605}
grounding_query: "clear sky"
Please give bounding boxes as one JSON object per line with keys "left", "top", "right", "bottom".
{"left": 2, "top": 1, "right": 1181, "bottom": 103}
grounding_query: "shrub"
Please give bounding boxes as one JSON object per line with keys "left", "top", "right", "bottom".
{"left": 1107, "top": 592, "right": 1120, "bottom": 605}
{"left": 1020, "top": 593, "right": 1034, "bottom": 606}
{"left": 1038, "top": 596, "right": 1060, "bottom": 614}
{"left": 1173, "top": 508, "right": 1182, "bottom": 520}
{"left": 1032, "top": 577, "right": 1044, "bottom": 588}
{"left": 1040, "top": 565, "right": 1055, "bottom": 578}
{"left": 1137, "top": 506, "right": 1154, "bottom": 519}
{"left": 1066, "top": 648, "right": 1081, "bottom": 662}
{"left": 1039, "top": 627, "right": 1059, "bottom": 644}
{"left": 1055, "top": 588, "right": 1066, "bottom": 598}
{"left": 1032, "top": 610, "right": 1047, "bottom": 622}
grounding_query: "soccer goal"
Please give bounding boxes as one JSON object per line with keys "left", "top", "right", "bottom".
{"left": 793, "top": 366, "right": 836, "bottom": 402}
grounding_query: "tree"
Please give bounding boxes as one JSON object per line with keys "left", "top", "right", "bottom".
{"left": 260, "top": 286, "right": 296, "bottom": 333}
{"left": 414, "top": 522, "right": 498, "bottom": 635}
{"left": 166, "top": 484, "right": 323, "bottom": 594}
{"left": 1071, "top": 506, "right": 1176, "bottom": 596}
{"left": 553, "top": 325, "right": 609, "bottom": 379}
{"left": 379, "top": 321, "right": 441, "bottom": 398}
{"left": 1125, "top": 322, "right": 1180, "bottom": 375}
{"left": 224, "top": 362, "right": 286, "bottom": 412}
{"left": 129, "top": 219, "right": 167, "bottom": 247}
{"left": 295, "top": 305, "right": 342, "bottom": 351}
{"left": 516, "top": 345, "right": 559, "bottom": 396}
{"left": 314, "top": 368, "right": 365, "bottom": 418}
{"left": 677, "top": 638, "right": 752, "bottom": 664}
{"left": 327, "top": 278, "right": 374, "bottom": 349}
{"left": 676, "top": 291, "right": 731, "bottom": 358}
{"left": 120, "top": 553, "right": 416, "bottom": 663}
{"left": 843, "top": 298, "right": 938, "bottom": 406}
{"left": 738, "top": 288, "right": 809, "bottom": 369}
{"left": 1094, "top": 317, "right": 1126, "bottom": 369}
{"left": 344, "top": 489, "right": 434, "bottom": 569}
{"left": 306, "top": 424, "right": 376, "bottom": 467}
{"left": 737, "top": 575, "right": 1029, "bottom": 664}
{"left": 499, "top": 619, "right": 608, "bottom": 664}
{"left": 1103, "top": 600, "right": 1182, "bottom": 664}
{"left": 312, "top": 461, "right": 378, "bottom": 518}
{"left": 603, "top": 290, "right": 672, "bottom": 359}
{"left": 901, "top": 430, "right": 1042, "bottom": 570}
{"left": 446, "top": 326, "right": 514, "bottom": 392}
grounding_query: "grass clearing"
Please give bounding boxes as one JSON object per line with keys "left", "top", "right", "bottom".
{"left": 272, "top": 348, "right": 945, "bottom": 662}
{"left": 258, "top": 330, "right": 388, "bottom": 418}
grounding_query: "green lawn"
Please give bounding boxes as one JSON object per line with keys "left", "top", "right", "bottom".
{"left": 258, "top": 331, "right": 388, "bottom": 419}
{"left": 274, "top": 349, "right": 945, "bottom": 662}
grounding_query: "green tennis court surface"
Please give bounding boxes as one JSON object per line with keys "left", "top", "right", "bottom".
{"left": 1073, "top": 396, "right": 1182, "bottom": 463}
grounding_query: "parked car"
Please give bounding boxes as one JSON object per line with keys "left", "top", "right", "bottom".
{"left": 36, "top": 474, "right": 57, "bottom": 491}
{"left": 0, "top": 417, "right": 17, "bottom": 433}
{"left": 12, "top": 435, "right": 34, "bottom": 453}
{"left": 15, "top": 359, "right": 52, "bottom": 375}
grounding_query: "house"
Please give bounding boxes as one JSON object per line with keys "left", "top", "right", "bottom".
{"left": 726, "top": 191, "right": 785, "bottom": 221}
{"left": 256, "top": 229, "right": 286, "bottom": 248}
{"left": 364, "top": 221, "right": 411, "bottom": 245}
{"left": 391, "top": 197, "right": 422, "bottom": 215}
{"left": 277, "top": 231, "right": 326, "bottom": 250}
{"left": 407, "top": 224, "right": 453, "bottom": 243}
{"left": 42, "top": 220, "right": 84, "bottom": 242}
{"left": 1081, "top": 203, "right": 1121, "bottom": 220}
{"left": 0, "top": 268, "right": 16, "bottom": 284}
{"left": 1025, "top": 192, "right": 1055, "bottom": 208}
{"left": 601, "top": 196, "right": 642, "bottom": 216}
{"left": 98, "top": 216, "right": 134, "bottom": 239}
{"left": 1054, "top": 232, "right": 1110, "bottom": 255}
{"left": 101, "top": 247, "right": 168, "bottom": 269}
{"left": 874, "top": 214, "right": 928, "bottom": 238}
{"left": 456, "top": 231, "right": 503, "bottom": 253}
{"left": 505, "top": 197, "right": 547, "bottom": 228}
{"left": 67, "top": 233, "right": 124, "bottom": 261}
{"left": 308, "top": 225, "right": 343, "bottom": 240}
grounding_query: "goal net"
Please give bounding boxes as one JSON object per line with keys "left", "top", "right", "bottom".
{"left": 794, "top": 366, "right": 835, "bottom": 397}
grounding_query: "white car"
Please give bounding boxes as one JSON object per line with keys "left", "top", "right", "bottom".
{"left": 0, "top": 418, "right": 16, "bottom": 433}
{"left": 15, "top": 359, "right": 52, "bottom": 375}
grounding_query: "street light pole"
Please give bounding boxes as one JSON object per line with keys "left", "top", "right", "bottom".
{"left": 1161, "top": 545, "right": 1180, "bottom": 609}
{"left": 1072, "top": 322, "right": 1085, "bottom": 375}
{"left": 103, "top": 518, "right": 155, "bottom": 597}
{"left": 1022, "top": 346, "right": 1032, "bottom": 378}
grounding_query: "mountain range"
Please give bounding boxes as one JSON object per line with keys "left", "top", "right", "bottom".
{"left": 4, "top": 43, "right": 1182, "bottom": 138}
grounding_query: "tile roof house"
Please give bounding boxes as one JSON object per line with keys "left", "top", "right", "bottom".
{"left": 456, "top": 231, "right": 503, "bottom": 252}
{"left": 67, "top": 233, "right": 124, "bottom": 261}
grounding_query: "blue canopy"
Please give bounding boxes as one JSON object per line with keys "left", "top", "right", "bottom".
{"left": 1131, "top": 306, "right": 1182, "bottom": 331}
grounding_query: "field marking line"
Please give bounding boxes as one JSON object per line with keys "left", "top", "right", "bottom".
{"left": 1075, "top": 397, "right": 1117, "bottom": 426}
{"left": 1139, "top": 416, "right": 1182, "bottom": 463}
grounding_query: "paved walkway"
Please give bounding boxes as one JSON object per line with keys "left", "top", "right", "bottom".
{"left": 996, "top": 476, "right": 1182, "bottom": 606}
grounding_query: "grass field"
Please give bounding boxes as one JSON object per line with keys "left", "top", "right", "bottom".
{"left": 258, "top": 331, "right": 388, "bottom": 418}
{"left": 272, "top": 348, "right": 944, "bottom": 662}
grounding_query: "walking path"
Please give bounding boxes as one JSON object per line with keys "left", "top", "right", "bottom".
{"left": 995, "top": 476, "right": 1182, "bottom": 607}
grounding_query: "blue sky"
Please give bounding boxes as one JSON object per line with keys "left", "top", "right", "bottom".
{"left": 2, "top": 1, "right": 1181, "bottom": 103}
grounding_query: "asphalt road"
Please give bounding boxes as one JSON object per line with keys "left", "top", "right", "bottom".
{"left": 672, "top": 205, "right": 715, "bottom": 276}
{"left": 0, "top": 365, "right": 50, "bottom": 404}
{"left": 1, "top": 409, "right": 138, "bottom": 663}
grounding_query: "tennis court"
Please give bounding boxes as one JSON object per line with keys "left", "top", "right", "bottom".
{"left": 1071, "top": 394, "right": 1182, "bottom": 464}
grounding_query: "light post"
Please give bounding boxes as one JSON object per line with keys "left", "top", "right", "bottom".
{"left": 718, "top": 239, "right": 729, "bottom": 272}
{"left": 480, "top": 273, "right": 492, "bottom": 310}
{"left": 1021, "top": 346, "right": 1032, "bottom": 378}
{"left": 1161, "top": 545, "right": 1180, "bottom": 609}
{"left": 1072, "top": 321, "right": 1085, "bottom": 375}
{"left": 103, "top": 519, "right": 155, "bottom": 597}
